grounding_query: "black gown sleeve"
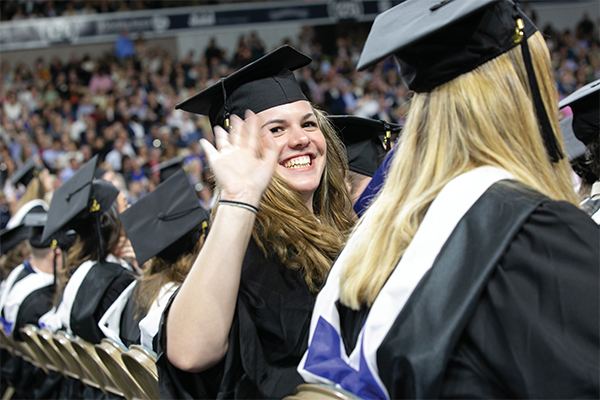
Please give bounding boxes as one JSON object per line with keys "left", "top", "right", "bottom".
{"left": 155, "top": 239, "right": 314, "bottom": 399}
{"left": 440, "top": 201, "right": 600, "bottom": 398}
{"left": 119, "top": 293, "right": 142, "bottom": 347}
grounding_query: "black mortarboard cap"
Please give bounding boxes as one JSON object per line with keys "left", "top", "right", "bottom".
{"left": 559, "top": 116, "right": 586, "bottom": 161}
{"left": 24, "top": 212, "right": 77, "bottom": 250}
{"left": 94, "top": 167, "right": 108, "bottom": 180}
{"left": 328, "top": 116, "right": 401, "bottom": 177}
{"left": 120, "top": 169, "right": 210, "bottom": 266}
{"left": 24, "top": 212, "right": 51, "bottom": 249}
{"left": 559, "top": 79, "right": 600, "bottom": 110}
{"left": 42, "top": 155, "right": 120, "bottom": 242}
{"left": 357, "top": 0, "right": 563, "bottom": 163}
{"left": 153, "top": 156, "right": 186, "bottom": 183}
{"left": 175, "top": 45, "right": 311, "bottom": 128}
{"left": 0, "top": 204, "right": 47, "bottom": 254}
{"left": 11, "top": 158, "right": 43, "bottom": 188}
{"left": 559, "top": 79, "right": 599, "bottom": 146}
{"left": 0, "top": 225, "right": 28, "bottom": 255}
{"left": 357, "top": 0, "right": 536, "bottom": 90}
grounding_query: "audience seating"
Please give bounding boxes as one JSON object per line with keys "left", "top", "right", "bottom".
{"left": 50, "top": 331, "right": 87, "bottom": 381}
{"left": 121, "top": 345, "right": 159, "bottom": 399}
{"left": 95, "top": 338, "right": 148, "bottom": 400}
{"left": 19, "top": 325, "right": 52, "bottom": 373}
{"left": 5, "top": 324, "right": 338, "bottom": 400}
{"left": 69, "top": 338, "right": 109, "bottom": 393}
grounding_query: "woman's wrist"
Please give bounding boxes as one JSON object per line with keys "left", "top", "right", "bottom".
{"left": 219, "top": 188, "right": 262, "bottom": 208}
{"left": 218, "top": 200, "right": 258, "bottom": 214}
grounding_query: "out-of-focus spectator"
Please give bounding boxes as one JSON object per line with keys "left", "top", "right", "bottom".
{"left": 89, "top": 64, "right": 113, "bottom": 94}
{"left": 76, "top": 92, "right": 95, "bottom": 120}
{"left": 115, "top": 29, "right": 136, "bottom": 60}
{"left": 42, "top": 137, "right": 64, "bottom": 170}
{"left": 205, "top": 37, "right": 224, "bottom": 70}
{"left": 0, "top": 5, "right": 597, "bottom": 225}
{"left": 3, "top": 91, "right": 22, "bottom": 121}
{"left": 59, "top": 152, "right": 83, "bottom": 182}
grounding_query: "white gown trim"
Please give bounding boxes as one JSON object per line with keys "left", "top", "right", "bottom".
{"left": 298, "top": 166, "right": 514, "bottom": 399}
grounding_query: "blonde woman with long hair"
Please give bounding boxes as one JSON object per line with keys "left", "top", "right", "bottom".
{"left": 162, "top": 46, "right": 353, "bottom": 399}
{"left": 299, "top": 1, "right": 599, "bottom": 399}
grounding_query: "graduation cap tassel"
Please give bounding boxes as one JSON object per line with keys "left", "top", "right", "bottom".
{"left": 220, "top": 78, "right": 231, "bottom": 129}
{"left": 93, "top": 205, "right": 106, "bottom": 262}
{"left": 51, "top": 239, "right": 58, "bottom": 287}
{"left": 514, "top": 14, "right": 564, "bottom": 163}
{"left": 383, "top": 122, "right": 391, "bottom": 150}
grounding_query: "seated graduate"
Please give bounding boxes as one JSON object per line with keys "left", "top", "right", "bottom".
{"left": 0, "top": 159, "right": 50, "bottom": 278}
{"left": 328, "top": 115, "right": 401, "bottom": 208}
{"left": 298, "top": 1, "right": 599, "bottom": 399}
{"left": 99, "top": 168, "right": 210, "bottom": 349}
{"left": 0, "top": 201, "right": 48, "bottom": 280}
{"left": 38, "top": 155, "right": 136, "bottom": 344}
{"left": 161, "top": 45, "right": 354, "bottom": 399}
{"left": 0, "top": 211, "right": 75, "bottom": 340}
{"left": 7, "top": 158, "right": 52, "bottom": 219}
{"left": 0, "top": 211, "right": 77, "bottom": 400}
{"left": 559, "top": 79, "right": 600, "bottom": 222}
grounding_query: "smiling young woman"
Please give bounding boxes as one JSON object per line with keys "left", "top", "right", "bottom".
{"left": 159, "top": 46, "right": 353, "bottom": 399}
{"left": 259, "top": 101, "right": 327, "bottom": 210}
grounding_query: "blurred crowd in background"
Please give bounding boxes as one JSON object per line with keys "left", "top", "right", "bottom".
{"left": 0, "top": 0, "right": 267, "bottom": 20}
{"left": 1, "top": 1, "right": 598, "bottom": 229}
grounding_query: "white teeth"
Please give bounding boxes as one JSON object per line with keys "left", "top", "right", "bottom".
{"left": 283, "top": 155, "right": 311, "bottom": 169}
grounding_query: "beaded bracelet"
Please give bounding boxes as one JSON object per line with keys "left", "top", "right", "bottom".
{"left": 219, "top": 200, "right": 259, "bottom": 215}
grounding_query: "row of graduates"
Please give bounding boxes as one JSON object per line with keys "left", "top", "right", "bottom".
{"left": 160, "top": 0, "right": 598, "bottom": 398}
{"left": 2, "top": 0, "right": 600, "bottom": 398}
{"left": 0, "top": 156, "right": 210, "bottom": 398}
{"left": 0, "top": 68, "right": 398, "bottom": 399}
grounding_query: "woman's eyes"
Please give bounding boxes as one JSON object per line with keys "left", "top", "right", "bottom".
{"left": 268, "top": 121, "right": 318, "bottom": 134}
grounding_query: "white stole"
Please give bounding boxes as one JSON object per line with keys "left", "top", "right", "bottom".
{"left": 98, "top": 280, "right": 138, "bottom": 345}
{"left": 38, "top": 254, "right": 132, "bottom": 333}
{"left": 3, "top": 271, "right": 54, "bottom": 334}
{"left": 298, "top": 167, "right": 514, "bottom": 399}
{"left": 139, "top": 282, "right": 179, "bottom": 350}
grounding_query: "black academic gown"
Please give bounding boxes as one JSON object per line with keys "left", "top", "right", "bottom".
{"left": 0, "top": 264, "right": 86, "bottom": 400}
{"left": 14, "top": 284, "right": 55, "bottom": 340}
{"left": 156, "top": 239, "right": 315, "bottom": 399}
{"left": 119, "top": 292, "right": 142, "bottom": 347}
{"left": 0, "top": 260, "right": 54, "bottom": 341}
{"left": 67, "top": 261, "right": 135, "bottom": 344}
{"left": 337, "top": 181, "right": 599, "bottom": 398}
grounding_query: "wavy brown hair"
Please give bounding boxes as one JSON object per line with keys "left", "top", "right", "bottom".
{"left": 214, "top": 107, "right": 354, "bottom": 293}
{"left": 133, "top": 235, "right": 205, "bottom": 319}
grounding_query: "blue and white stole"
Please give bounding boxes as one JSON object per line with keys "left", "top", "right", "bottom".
{"left": 298, "top": 167, "right": 514, "bottom": 399}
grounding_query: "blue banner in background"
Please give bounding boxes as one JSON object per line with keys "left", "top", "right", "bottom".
{"left": 0, "top": 1, "right": 402, "bottom": 51}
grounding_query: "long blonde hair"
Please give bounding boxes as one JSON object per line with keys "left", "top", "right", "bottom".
{"left": 15, "top": 176, "right": 45, "bottom": 213}
{"left": 339, "top": 32, "right": 577, "bottom": 310}
{"left": 214, "top": 107, "right": 354, "bottom": 293}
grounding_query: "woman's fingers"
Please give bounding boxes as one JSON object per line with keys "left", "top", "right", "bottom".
{"left": 200, "top": 138, "right": 219, "bottom": 165}
{"left": 243, "top": 110, "right": 260, "bottom": 152}
{"left": 260, "top": 127, "right": 279, "bottom": 166}
{"left": 214, "top": 125, "right": 230, "bottom": 151}
{"left": 229, "top": 114, "right": 244, "bottom": 148}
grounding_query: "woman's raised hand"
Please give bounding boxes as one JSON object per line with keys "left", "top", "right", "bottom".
{"left": 200, "top": 111, "right": 279, "bottom": 207}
